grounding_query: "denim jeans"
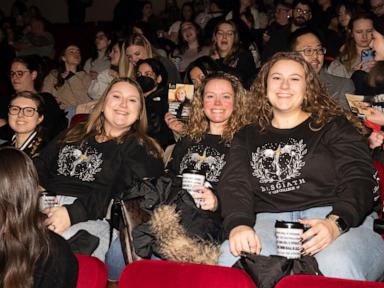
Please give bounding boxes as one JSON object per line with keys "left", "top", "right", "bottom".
{"left": 219, "top": 206, "right": 384, "bottom": 281}
{"left": 105, "top": 237, "right": 126, "bottom": 281}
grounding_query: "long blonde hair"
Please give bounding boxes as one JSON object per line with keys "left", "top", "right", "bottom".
{"left": 251, "top": 52, "right": 365, "bottom": 133}
{"left": 125, "top": 33, "right": 154, "bottom": 78}
{"left": 185, "top": 72, "right": 254, "bottom": 143}
{"left": 61, "top": 77, "right": 162, "bottom": 158}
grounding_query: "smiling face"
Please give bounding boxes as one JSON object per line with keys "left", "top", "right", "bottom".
{"left": 352, "top": 18, "right": 373, "bottom": 49}
{"left": 126, "top": 44, "right": 148, "bottom": 66}
{"left": 214, "top": 23, "right": 235, "bottom": 56}
{"left": 294, "top": 33, "right": 324, "bottom": 73}
{"left": 370, "top": 30, "right": 384, "bottom": 61}
{"left": 203, "top": 79, "right": 235, "bottom": 134}
{"left": 267, "top": 59, "right": 306, "bottom": 115}
{"left": 8, "top": 96, "right": 43, "bottom": 136}
{"left": 10, "top": 62, "right": 37, "bottom": 92}
{"left": 102, "top": 82, "right": 142, "bottom": 137}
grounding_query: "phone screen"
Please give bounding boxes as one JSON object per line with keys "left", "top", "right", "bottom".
{"left": 361, "top": 48, "right": 374, "bottom": 63}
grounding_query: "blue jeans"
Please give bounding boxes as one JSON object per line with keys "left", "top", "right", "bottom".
{"left": 105, "top": 237, "right": 126, "bottom": 281}
{"left": 219, "top": 207, "right": 384, "bottom": 281}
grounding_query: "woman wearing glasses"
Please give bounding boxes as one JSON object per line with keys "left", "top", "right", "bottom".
{"left": 210, "top": 20, "right": 256, "bottom": 89}
{"left": 2, "top": 91, "right": 46, "bottom": 158}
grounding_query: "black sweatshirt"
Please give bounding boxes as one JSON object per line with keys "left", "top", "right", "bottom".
{"left": 34, "top": 136, "right": 163, "bottom": 225}
{"left": 219, "top": 116, "right": 378, "bottom": 236}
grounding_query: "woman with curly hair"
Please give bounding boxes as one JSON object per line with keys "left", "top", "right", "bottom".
{"left": 218, "top": 52, "right": 384, "bottom": 280}
{"left": 0, "top": 147, "right": 78, "bottom": 288}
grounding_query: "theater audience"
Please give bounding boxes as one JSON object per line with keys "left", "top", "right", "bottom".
{"left": 0, "top": 147, "right": 78, "bottom": 288}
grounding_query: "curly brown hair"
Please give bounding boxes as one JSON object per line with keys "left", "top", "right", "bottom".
{"left": 185, "top": 72, "right": 254, "bottom": 142}
{"left": 250, "top": 52, "right": 365, "bottom": 133}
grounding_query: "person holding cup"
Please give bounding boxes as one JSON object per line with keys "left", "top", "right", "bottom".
{"left": 218, "top": 52, "right": 384, "bottom": 281}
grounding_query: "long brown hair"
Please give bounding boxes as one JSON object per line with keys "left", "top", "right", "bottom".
{"left": 60, "top": 77, "right": 162, "bottom": 159}
{"left": 185, "top": 72, "right": 254, "bottom": 142}
{"left": 0, "top": 147, "right": 49, "bottom": 288}
{"left": 124, "top": 33, "right": 154, "bottom": 78}
{"left": 251, "top": 52, "right": 365, "bottom": 133}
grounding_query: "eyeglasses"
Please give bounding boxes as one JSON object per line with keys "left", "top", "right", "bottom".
{"left": 9, "top": 70, "right": 30, "bottom": 78}
{"left": 216, "top": 30, "right": 235, "bottom": 38}
{"left": 296, "top": 47, "right": 326, "bottom": 56}
{"left": 295, "top": 8, "right": 311, "bottom": 16}
{"left": 8, "top": 105, "right": 38, "bottom": 117}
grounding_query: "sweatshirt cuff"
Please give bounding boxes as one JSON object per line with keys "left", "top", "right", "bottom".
{"left": 223, "top": 214, "right": 255, "bottom": 239}
{"left": 64, "top": 200, "right": 88, "bottom": 225}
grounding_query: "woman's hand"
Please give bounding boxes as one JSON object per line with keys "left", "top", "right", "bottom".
{"left": 299, "top": 218, "right": 340, "bottom": 256}
{"left": 229, "top": 225, "right": 261, "bottom": 257}
{"left": 368, "top": 131, "right": 384, "bottom": 149}
{"left": 191, "top": 185, "right": 218, "bottom": 211}
{"left": 43, "top": 206, "right": 71, "bottom": 234}
{"left": 164, "top": 112, "right": 185, "bottom": 134}
{"left": 365, "top": 107, "right": 384, "bottom": 126}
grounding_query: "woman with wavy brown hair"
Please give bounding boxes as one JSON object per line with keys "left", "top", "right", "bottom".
{"left": 34, "top": 77, "right": 164, "bottom": 261}
{"left": 218, "top": 52, "right": 384, "bottom": 281}
{"left": 0, "top": 147, "right": 78, "bottom": 288}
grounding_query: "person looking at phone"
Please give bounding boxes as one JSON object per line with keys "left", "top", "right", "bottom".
{"left": 352, "top": 17, "right": 384, "bottom": 96}
{"left": 328, "top": 13, "right": 374, "bottom": 78}
{"left": 289, "top": 28, "right": 353, "bottom": 109}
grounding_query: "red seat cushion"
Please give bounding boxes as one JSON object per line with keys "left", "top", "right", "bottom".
{"left": 76, "top": 254, "right": 107, "bottom": 288}
{"left": 118, "top": 260, "right": 256, "bottom": 288}
{"left": 276, "top": 275, "right": 384, "bottom": 288}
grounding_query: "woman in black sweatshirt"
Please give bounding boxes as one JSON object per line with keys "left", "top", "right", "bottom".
{"left": 218, "top": 52, "right": 384, "bottom": 281}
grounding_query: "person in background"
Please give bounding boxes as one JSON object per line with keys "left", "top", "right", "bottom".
{"left": 42, "top": 44, "right": 92, "bottom": 119}
{"left": 87, "top": 39, "right": 127, "bottom": 101}
{"left": 135, "top": 58, "right": 173, "bottom": 149}
{"left": 172, "top": 21, "right": 210, "bottom": 75}
{"left": 84, "top": 29, "right": 111, "bottom": 80}
{"left": 125, "top": 33, "right": 181, "bottom": 83}
{"left": 0, "top": 147, "right": 78, "bottom": 288}
{"left": 34, "top": 77, "right": 164, "bottom": 261}
{"left": 328, "top": 13, "right": 374, "bottom": 78}
{"left": 289, "top": 28, "right": 353, "bottom": 108}
{"left": 370, "top": 0, "right": 384, "bottom": 21}
{"left": 167, "top": 2, "right": 196, "bottom": 44}
{"left": 3, "top": 91, "right": 46, "bottom": 158}
{"left": 210, "top": 20, "right": 257, "bottom": 89}
{"left": 217, "top": 52, "right": 384, "bottom": 280}
{"left": 7, "top": 56, "right": 67, "bottom": 142}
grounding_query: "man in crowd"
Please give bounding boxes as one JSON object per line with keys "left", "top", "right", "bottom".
{"left": 289, "top": 28, "right": 354, "bottom": 109}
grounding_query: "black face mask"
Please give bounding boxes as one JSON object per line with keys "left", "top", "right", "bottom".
{"left": 136, "top": 76, "right": 156, "bottom": 93}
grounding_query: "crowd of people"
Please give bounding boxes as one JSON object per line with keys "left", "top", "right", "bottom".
{"left": 1, "top": 0, "right": 384, "bottom": 287}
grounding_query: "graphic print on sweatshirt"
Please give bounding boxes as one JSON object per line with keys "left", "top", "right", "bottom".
{"left": 251, "top": 138, "right": 307, "bottom": 194}
{"left": 179, "top": 144, "right": 226, "bottom": 183}
{"left": 57, "top": 145, "right": 103, "bottom": 182}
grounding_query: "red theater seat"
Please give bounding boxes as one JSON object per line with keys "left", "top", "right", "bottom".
{"left": 118, "top": 260, "right": 256, "bottom": 288}
{"left": 76, "top": 254, "right": 107, "bottom": 288}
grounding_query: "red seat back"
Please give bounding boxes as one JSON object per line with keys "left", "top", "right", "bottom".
{"left": 276, "top": 275, "right": 384, "bottom": 288}
{"left": 118, "top": 260, "right": 256, "bottom": 288}
{"left": 76, "top": 254, "right": 107, "bottom": 288}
